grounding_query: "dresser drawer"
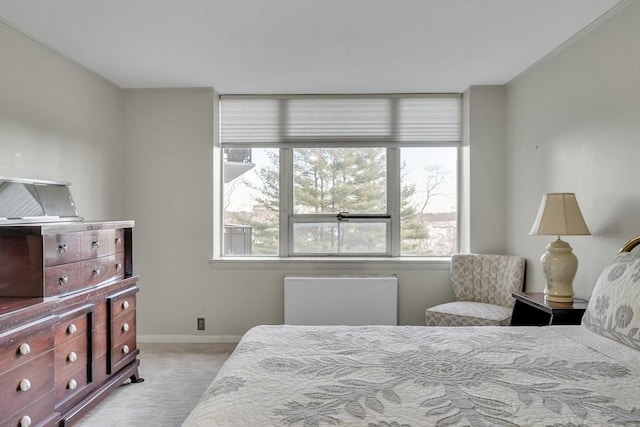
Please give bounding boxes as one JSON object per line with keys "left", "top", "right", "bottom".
{"left": 109, "top": 288, "right": 137, "bottom": 318}
{"left": 54, "top": 306, "right": 91, "bottom": 346}
{"left": 54, "top": 333, "right": 89, "bottom": 384}
{"left": 44, "top": 261, "right": 83, "bottom": 296}
{"left": 0, "top": 316, "right": 55, "bottom": 375}
{"left": 0, "top": 391, "right": 55, "bottom": 427}
{"left": 111, "top": 310, "right": 136, "bottom": 346}
{"left": 84, "top": 253, "right": 126, "bottom": 287}
{"left": 109, "top": 335, "right": 137, "bottom": 374}
{"left": 80, "top": 229, "right": 125, "bottom": 259}
{"left": 55, "top": 365, "right": 88, "bottom": 405}
{"left": 44, "top": 230, "right": 126, "bottom": 268}
{"left": 44, "top": 253, "right": 126, "bottom": 296}
{"left": 44, "top": 233, "right": 82, "bottom": 266}
{"left": 0, "top": 350, "right": 54, "bottom": 419}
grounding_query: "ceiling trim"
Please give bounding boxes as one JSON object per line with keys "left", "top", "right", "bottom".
{"left": 507, "top": 0, "right": 631, "bottom": 88}
{"left": 1, "top": 16, "right": 121, "bottom": 88}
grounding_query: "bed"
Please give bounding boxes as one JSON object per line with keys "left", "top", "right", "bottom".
{"left": 183, "top": 237, "right": 640, "bottom": 426}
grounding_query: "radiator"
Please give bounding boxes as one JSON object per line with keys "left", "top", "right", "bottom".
{"left": 284, "top": 276, "right": 398, "bottom": 326}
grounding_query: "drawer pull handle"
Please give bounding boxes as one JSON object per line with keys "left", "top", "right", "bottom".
{"left": 68, "top": 379, "right": 77, "bottom": 390}
{"left": 18, "top": 343, "right": 31, "bottom": 355}
{"left": 20, "top": 415, "right": 32, "bottom": 427}
{"left": 92, "top": 241, "right": 100, "bottom": 249}
{"left": 59, "top": 275, "right": 68, "bottom": 285}
{"left": 115, "top": 237, "right": 122, "bottom": 245}
{"left": 58, "top": 244, "right": 67, "bottom": 253}
{"left": 93, "top": 268, "right": 101, "bottom": 276}
{"left": 19, "top": 379, "right": 31, "bottom": 392}
{"left": 67, "top": 323, "right": 77, "bottom": 334}
{"left": 68, "top": 351, "right": 78, "bottom": 362}
{"left": 122, "top": 322, "right": 130, "bottom": 332}
{"left": 122, "top": 300, "right": 130, "bottom": 310}
{"left": 116, "top": 262, "right": 122, "bottom": 271}
{"left": 122, "top": 344, "right": 130, "bottom": 354}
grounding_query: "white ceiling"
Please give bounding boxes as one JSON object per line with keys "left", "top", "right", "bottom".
{"left": 0, "top": 0, "right": 621, "bottom": 94}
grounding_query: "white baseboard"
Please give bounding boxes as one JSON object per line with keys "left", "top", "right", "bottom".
{"left": 137, "top": 334, "right": 242, "bottom": 344}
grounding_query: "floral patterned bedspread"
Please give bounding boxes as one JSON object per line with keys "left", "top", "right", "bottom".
{"left": 182, "top": 325, "right": 640, "bottom": 426}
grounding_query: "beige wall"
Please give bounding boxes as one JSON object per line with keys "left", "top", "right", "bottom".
{"left": 0, "top": 21, "right": 123, "bottom": 220}
{"left": 120, "top": 87, "right": 509, "bottom": 340}
{"left": 121, "top": 89, "right": 469, "bottom": 340}
{"left": 505, "top": 0, "right": 640, "bottom": 298}
{"left": 462, "top": 86, "right": 508, "bottom": 254}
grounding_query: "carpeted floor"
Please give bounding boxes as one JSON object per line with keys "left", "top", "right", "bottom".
{"left": 76, "top": 343, "right": 235, "bottom": 427}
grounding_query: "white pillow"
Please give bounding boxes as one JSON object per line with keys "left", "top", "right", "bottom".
{"left": 582, "top": 252, "right": 640, "bottom": 351}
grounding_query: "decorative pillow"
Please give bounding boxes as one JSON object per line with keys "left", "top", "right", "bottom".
{"left": 582, "top": 252, "right": 640, "bottom": 351}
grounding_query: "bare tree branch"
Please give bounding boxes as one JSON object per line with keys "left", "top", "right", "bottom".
{"left": 419, "top": 165, "right": 449, "bottom": 215}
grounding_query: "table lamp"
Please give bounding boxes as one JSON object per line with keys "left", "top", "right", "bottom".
{"left": 529, "top": 193, "right": 590, "bottom": 302}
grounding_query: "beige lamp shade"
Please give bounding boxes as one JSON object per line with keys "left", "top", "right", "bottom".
{"left": 529, "top": 193, "right": 591, "bottom": 236}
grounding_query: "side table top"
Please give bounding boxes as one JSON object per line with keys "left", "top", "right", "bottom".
{"left": 512, "top": 291, "right": 589, "bottom": 312}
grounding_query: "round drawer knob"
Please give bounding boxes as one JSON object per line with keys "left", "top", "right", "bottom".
{"left": 58, "top": 244, "right": 67, "bottom": 253}
{"left": 68, "top": 351, "right": 77, "bottom": 362}
{"left": 68, "top": 323, "right": 77, "bottom": 334}
{"left": 19, "top": 379, "right": 31, "bottom": 392}
{"left": 122, "top": 322, "right": 130, "bottom": 332}
{"left": 59, "top": 275, "right": 68, "bottom": 285}
{"left": 68, "top": 379, "right": 77, "bottom": 390}
{"left": 116, "top": 263, "right": 122, "bottom": 271}
{"left": 93, "top": 268, "right": 101, "bottom": 277}
{"left": 18, "top": 343, "right": 31, "bottom": 355}
{"left": 122, "top": 300, "right": 129, "bottom": 310}
{"left": 92, "top": 241, "right": 100, "bottom": 249}
{"left": 20, "top": 415, "right": 32, "bottom": 427}
{"left": 115, "top": 237, "right": 122, "bottom": 245}
{"left": 122, "top": 345, "right": 130, "bottom": 354}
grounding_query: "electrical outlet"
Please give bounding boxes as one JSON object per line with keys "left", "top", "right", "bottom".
{"left": 197, "top": 317, "right": 205, "bottom": 331}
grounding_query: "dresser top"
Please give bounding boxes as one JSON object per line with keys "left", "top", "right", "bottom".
{"left": 0, "top": 297, "right": 45, "bottom": 315}
{"left": 0, "top": 220, "right": 134, "bottom": 236}
{"left": 0, "top": 297, "right": 57, "bottom": 332}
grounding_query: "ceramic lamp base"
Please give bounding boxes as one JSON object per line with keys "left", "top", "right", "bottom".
{"left": 545, "top": 294, "right": 574, "bottom": 303}
{"left": 541, "top": 238, "right": 577, "bottom": 303}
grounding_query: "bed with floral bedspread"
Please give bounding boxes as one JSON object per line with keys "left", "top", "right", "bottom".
{"left": 183, "top": 243, "right": 640, "bottom": 427}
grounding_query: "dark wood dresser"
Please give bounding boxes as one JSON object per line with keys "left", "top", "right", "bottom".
{"left": 0, "top": 221, "right": 142, "bottom": 427}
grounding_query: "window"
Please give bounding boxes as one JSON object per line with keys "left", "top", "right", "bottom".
{"left": 220, "top": 95, "right": 461, "bottom": 257}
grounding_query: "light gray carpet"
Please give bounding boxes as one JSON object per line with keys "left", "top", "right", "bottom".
{"left": 76, "top": 343, "right": 235, "bottom": 427}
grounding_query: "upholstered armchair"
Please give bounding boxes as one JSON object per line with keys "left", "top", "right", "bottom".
{"left": 425, "top": 253, "right": 526, "bottom": 326}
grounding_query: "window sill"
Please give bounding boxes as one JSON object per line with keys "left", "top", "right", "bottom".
{"left": 209, "top": 256, "right": 451, "bottom": 270}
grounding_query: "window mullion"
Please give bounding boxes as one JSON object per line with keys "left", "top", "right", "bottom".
{"left": 279, "top": 97, "right": 290, "bottom": 257}
{"left": 280, "top": 147, "right": 293, "bottom": 257}
{"left": 388, "top": 147, "right": 401, "bottom": 256}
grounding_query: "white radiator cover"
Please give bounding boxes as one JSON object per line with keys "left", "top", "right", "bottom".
{"left": 284, "top": 276, "right": 398, "bottom": 326}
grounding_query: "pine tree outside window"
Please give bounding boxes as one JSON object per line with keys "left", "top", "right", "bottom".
{"left": 220, "top": 95, "right": 461, "bottom": 257}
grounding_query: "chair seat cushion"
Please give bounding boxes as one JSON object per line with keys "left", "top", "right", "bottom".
{"left": 425, "top": 301, "right": 513, "bottom": 326}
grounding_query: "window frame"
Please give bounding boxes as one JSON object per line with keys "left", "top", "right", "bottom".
{"left": 283, "top": 146, "right": 395, "bottom": 257}
{"left": 219, "top": 94, "right": 461, "bottom": 259}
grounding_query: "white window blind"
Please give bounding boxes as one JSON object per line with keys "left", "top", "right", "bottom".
{"left": 220, "top": 95, "right": 461, "bottom": 147}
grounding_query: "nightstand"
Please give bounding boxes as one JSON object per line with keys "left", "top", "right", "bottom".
{"left": 510, "top": 291, "right": 589, "bottom": 326}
